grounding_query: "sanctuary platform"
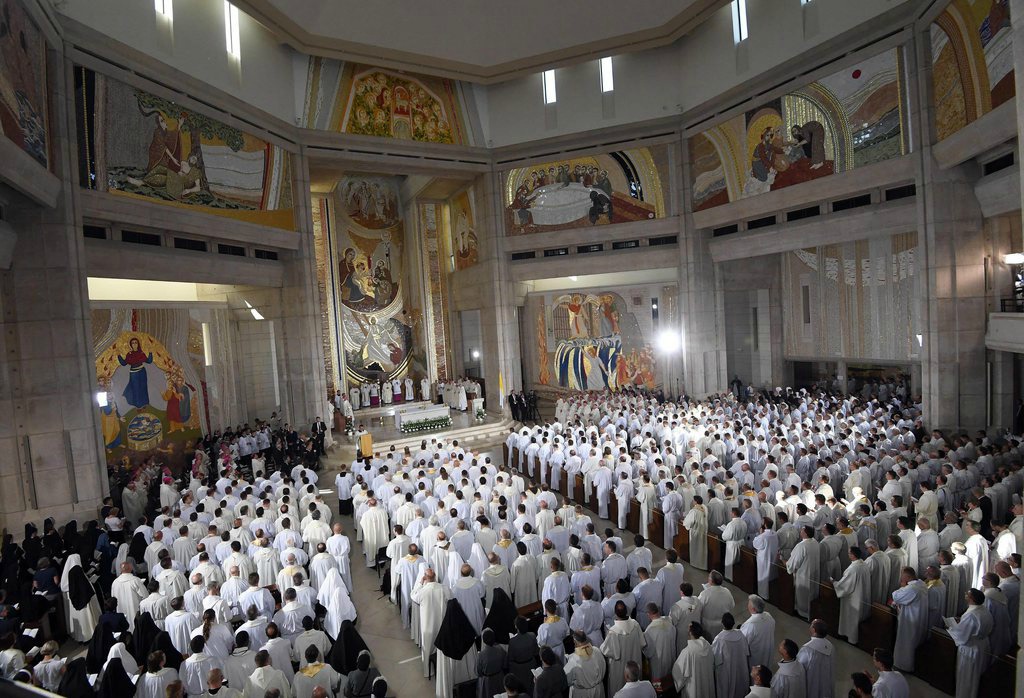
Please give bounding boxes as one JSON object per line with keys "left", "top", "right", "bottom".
{"left": 352, "top": 409, "right": 513, "bottom": 453}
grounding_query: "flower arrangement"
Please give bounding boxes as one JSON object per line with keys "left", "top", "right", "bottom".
{"left": 400, "top": 415, "right": 453, "bottom": 434}
{"left": 475, "top": 408, "right": 486, "bottom": 422}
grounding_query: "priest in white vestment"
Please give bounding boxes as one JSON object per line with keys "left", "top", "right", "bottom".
{"left": 697, "top": 571, "right": 734, "bottom": 638}
{"left": 890, "top": 568, "right": 928, "bottom": 672}
{"left": 111, "top": 561, "right": 149, "bottom": 631}
{"left": 752, "top": 522, "right": 779, "bottom": 599}
{"left": 600, "top": 602, "right": 645, "bottom": 698}
{"left": 833, "top": 547, "right": 871, "bottom": 644}
{"left": 721, "top": 509, "right": 748, "bottom": 581}
{"left": 739, "top": 595, "right": 775, "bottom": 669}
{"left": 797, "top": 620, "right": 835, "bottom": 698}
{"left": 411, "top": 569, "right": 450, "bottom": 678}
{"left": 786, "top": 526, "right": 820, "bottom": 619}
{"left": 641, "top": 605, "right": 676, "bottom": 681}
{"left": 483, "top": 555, "right": 512, "bottom": 610}
{"left": 712, "top": 612, "right": 750, "bottom": 698}
{"left": 683, "top": 500, "right": 708, "bottom": 569}
{"left": 452, "top": 564, "right": 486, "bottom": 634}
{"left": 945, "top": 588, "right": 993, "bottom": 698}
{"left": 672, "top": 622, "right": 715, "bottom": 698}
{"left": 670, "top": 585, "right": 703, "bottom": 651}
{"left": 563, "top": 631, "right": 606, "bottom": 698}
{"left": 510, "top": 543, "right": 539, "bottom": 607}
{"left": 770, "top": 639, "right": 807, "bottom": 698}
{"left": 359, "top": 499, "right": 390, "bottom": 567}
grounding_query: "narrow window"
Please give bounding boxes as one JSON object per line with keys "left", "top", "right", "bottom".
{"left": 543, "top": 69, "right": 557, "bottom": 104}
{"left": 600, "top": 57, "right": 614, "bottom": 93}
{"left": 801, "top": 286, "right": 811, "bottom": 324}
{"left": 224, "top": 2, "right": 241, "bottom": 59}
{"left": 154, "top": 0, "right": 173, "bottom": 20}
{"left": 732, "top": 0, "right": 748, "bottom": 43}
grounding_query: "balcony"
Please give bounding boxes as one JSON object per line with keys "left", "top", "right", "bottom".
{"left": 986, "top": 306, "right": 1024, "bottom": 352}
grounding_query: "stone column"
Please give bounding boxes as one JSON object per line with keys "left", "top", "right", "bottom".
{"left": 678, "top": 137, "right": 727, "bottom": 397}
{"left": 0, "top": 51, "right": 106, "bottom": 530}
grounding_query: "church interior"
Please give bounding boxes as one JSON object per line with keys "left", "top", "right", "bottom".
{"left": 2, "top": 0, "right": 1024, "bottom": 696}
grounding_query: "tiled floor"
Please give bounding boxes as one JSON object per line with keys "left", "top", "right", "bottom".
{"left": 325, "top": 442, "right": 949, "bottom": 698}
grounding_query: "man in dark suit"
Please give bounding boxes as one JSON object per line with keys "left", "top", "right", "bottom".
{"left": 509, "top": 392, "right": 521, "bottom": 422}
{"left": 311, "top": 417, "right": 327, "bottom": 455}
{"left": 533, "top": 646, "right": 568, "bottom": 698}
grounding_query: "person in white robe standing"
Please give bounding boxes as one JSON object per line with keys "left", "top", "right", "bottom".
{"left": 721, "top": 509, "right": 748, "bottom": 582}
{"left": 752, "top": 519, "right": 779, "bottom": 600}
{"left": 945, "top": 588, "right": 993, "bottom": 698}
{"left": 411, "top": 568, "right": 449, "bottom": 678}
{"left": 641, "top": 604, "right": 676, "bottom": 682}
{"left": 600, "top": 601, "right": 645, "bottom": 698}
{"left": 712, "top": 612, "right": 750, "bottom": 698}
{"left": 786, "top": 526, "right": 820, "bottom": 620}
{"left": 661, "top": 483, "right": 683, "bottom": 550}
{"left": 963, "top": 521, "right": 989, "bottom": 590}
{"left": 670, "top": 582, "right": 703, "bottom": 652}
{"left": 541, "top": 558, "right": 570, "bottom": 618}
{"left": 868, "top": 648, "right": 910, "bottom": 698}
{"left": 510, "top": 542, "right": 539, "bottom": 607}
{"left": 890, "top": 567, "right": 928, "bottom": 672}
{"left": 672, "top": 621, "right": 715, "bottom": 698}
{"left": 770, "top": 639, "right": 806, "bottom": 698}
{"left": 359, "top": 499, "right": 390, "bottom": 567}
{"left": 683, "top": 499, "right": 708, "bottom": 570}
{"left": 833, "top": 546, "right": 871, "bottom": 644}
{"left": 563, "top": 631, "right": 606, "bottom": 698}
{"left": 483, "top": 554, "right": 512, "bottom": 610}
{"left": 111, "top": 561, "right": 149, "bottom": 631}
{"left": 698, "top": 570, "right": 734, "bottom": 638}
{"left": 739, "top": 595, "right": 775, "bottom": 669}
{"left": 452, "top": 564, "right": 486, "bottom": 635}
{"left": 796, "top": 620, "right": 834, "bottom": 698}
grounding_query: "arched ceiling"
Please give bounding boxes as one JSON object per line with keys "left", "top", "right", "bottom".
{"left": 233, "top": 0, "right": 729, "bottom": 83}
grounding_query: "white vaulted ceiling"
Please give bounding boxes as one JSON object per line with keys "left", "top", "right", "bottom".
{"left": 233, "top": 0, "right": 729, "bottom": 82}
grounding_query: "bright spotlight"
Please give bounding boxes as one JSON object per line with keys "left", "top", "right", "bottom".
{"left": 657, "top": 329, "right": 681, "bottom": 353}
{"left": 471, "top": 349, "right": 480, "bottom": 360}
{"left": 1004, "top": 253, "right": 1024, "bottom": 265}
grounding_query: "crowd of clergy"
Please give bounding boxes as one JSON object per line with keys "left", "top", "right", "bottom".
{"left": 0, "top": 454, "right": 387, "bottom": 698}
{"left": 337, "top": 378, "right": 480, "bottom": 414}
{"left": 345, "top": 387, "right": 1022, "bottom": 698}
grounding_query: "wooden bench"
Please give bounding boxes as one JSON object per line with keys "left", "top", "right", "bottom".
{"left": 707, "top": 535, "right": 724, "bottom": 575}
{"left": 856, "top": 603, "right": 896, "bottom": 655}
{"left": 979, "top": 652, "right": 1017, "bottom": 696}
{"left": 915, "top": 628, "right": 956, "bottom": 695}
{"left": 609, "top": 497, "right": 619, "bottom": 528}
{"left": 675, "top": 527, "right": 690, "bottom": 562}
{"left": 627, "top": 498, "right": 641, "bottom": 533}
{"left": 503, "top": 443, "right": 510, "bottom": 468}
{"left": 733, "top": 547, "right": 758, "bottom": 595}
{"left": 650, "top": 510, "right": 665, "bottom": 549}
{"left": 809, "top": 581, "right": 841, "bottom": 638}
{"left": 512, "top": 447, "right": 521, "bottom": 473}
{"left": 770, "top": 564, "right": 795, "bottom": 615}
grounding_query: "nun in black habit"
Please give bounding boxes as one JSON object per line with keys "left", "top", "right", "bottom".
{"left": 482, "top": 588, "right": 517, "bottom": 644}
{"left": 151, "top": 631, "right": 183, "bottom": 672}
{"left": 56, "top": 657, "right": 94, "bottom": 698}
{"left": 435, "top": 598, "right": 479, "bottom": 698}
{"left": 98, "top": 656, "right": 137, "bottom": 698}
{"left": 86, "top": 624, "right": 117, "bottom": 674}
{"left": 327, "top": 619, "right": 368, "bottom": 674}
{"left": 132, "top": 611, "right": 161, "bottom": 663}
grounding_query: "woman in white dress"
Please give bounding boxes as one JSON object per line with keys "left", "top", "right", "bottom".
{"left": 61, "top": 554, "right": 100, "bottom": 642}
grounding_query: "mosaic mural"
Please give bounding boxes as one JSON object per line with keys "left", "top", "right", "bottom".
{"left": 690, "top": 49, "right": 906, "bottom": 211}
{"left": 421, "top": 202, "right": 451, "bottom": 381}
{"left": 931, "top": 0, "right": 1013, "bottom": 141}
{"left": 302, "top": 57, "right": 473, "bottom": 145}
{"left": 76, "top": 68, "right": 294, "bottom": 230}
{"left": 781, "top": 232, "right": 919, "bottom": 361}
{"left": 333, "top": 176, "right": 418, "bottom": 383}
{"left": 450, "top": 188, "right": 478, "bottom": 270}
{"left": 503, "top": 146, "right": 668, "bottom": 235}
{"left": 526, "top": 286, "right": 673, "bottom": 392}
{"left": 0, "top": 0, "right": 49, "bottom": 168}
{"left": 92, "top": 308, "right": 207, "bottom": 471}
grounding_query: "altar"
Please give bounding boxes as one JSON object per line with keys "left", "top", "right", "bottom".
{"left": 394, "top": 402, "right": 450, "bottom": 428}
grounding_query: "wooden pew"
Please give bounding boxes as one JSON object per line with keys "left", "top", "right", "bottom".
{"left": 512, "top": 447, "right": 521, "bottom": 473}
{"left": 979, "top": 652, "right": 1017, "bottom": 696}
{"left": 503, "top": 443, "right": 510, "bottom": 468}
{"left": 627, "top": 498, "right": 641, "bottom": 533}
{"left": 558, "top": 473, "right": 568, "bottom": 498}
{"left": 575, "top": 475, "right": 585, "bottom": 505}
{"left": 707, "top": 535, "right": 724, "bottom": 574}
{"left": 915, "top": 628, "right": 956, "bottom": 695}
{"left": 809, "top": 581, "right": 841, "bottom": 639}
{"left": 650, "top": 510, "right": 665, "bottom": 549}
{"left": 856, "top": 603, "right": 897, "bottom": 655}
{"left": 675, "top": 526, "right": 690, "bottom": 563}
{"left": 733, "top": 547, "right": 758, "bottom": 595}
{"left": 770, "top": 564, "right": 796, "bottom": 615}
{"left": 609, "top": 497, "right": 619, "bottom": 529}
